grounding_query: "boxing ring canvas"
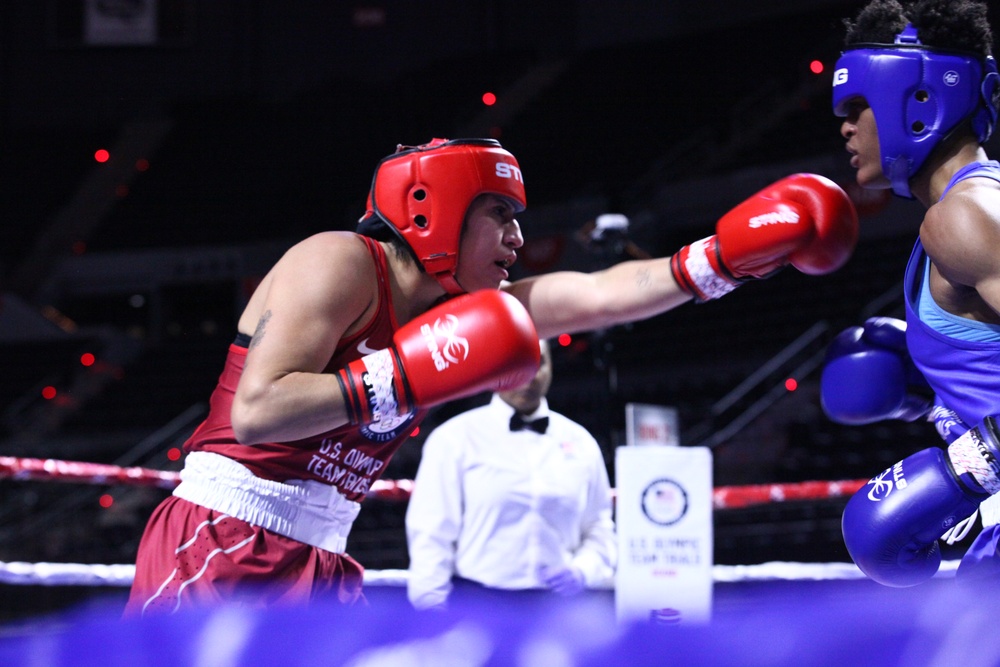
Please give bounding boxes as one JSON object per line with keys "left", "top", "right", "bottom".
{"left": 1, "top": 576, "right": 999, "bottom": 666}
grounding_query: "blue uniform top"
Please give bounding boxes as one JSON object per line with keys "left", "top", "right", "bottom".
{"left": 903, "top": 161, "right": 1000, "bottom": 441}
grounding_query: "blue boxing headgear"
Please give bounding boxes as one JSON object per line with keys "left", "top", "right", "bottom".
{"left": 832, "top": 24, "right": 1000, "bottom": 198}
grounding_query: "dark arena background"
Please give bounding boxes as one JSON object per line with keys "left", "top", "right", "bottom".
{"left": 2, "top": 1, "right": 1000, "bottom": 664}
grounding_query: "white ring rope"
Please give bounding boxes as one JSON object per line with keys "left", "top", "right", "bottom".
{"left": 0, "top": 559, "right": 960, "bottom": 588}
{"left": 0, "top": 561, "right": 137, "bottom": 587}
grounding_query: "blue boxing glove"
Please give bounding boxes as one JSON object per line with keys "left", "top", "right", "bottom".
{"left": 842, "top": 418, "right": 1000, "bottom": 587}
{"left": 821, "top": 317, "right": 932, "bottom": 425}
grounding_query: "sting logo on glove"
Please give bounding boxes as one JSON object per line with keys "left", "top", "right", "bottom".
{"left": 866, "top": 461, "right": 909, "bottom": 502}
{"left": 420, "top": 315, "right": 470, "bottom": 371}
{"left": 747, "top": 209, "right": 800, "bottom": 229}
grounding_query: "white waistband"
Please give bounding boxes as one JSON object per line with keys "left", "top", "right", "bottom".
{"left": 980, "top": 494, "right": 1000, "bottom": 527}
{"left": 173, "top": 451, "right": 360, "bottom": 553}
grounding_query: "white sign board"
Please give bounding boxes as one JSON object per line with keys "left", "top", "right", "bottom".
{"left": 625, "top": 402, "right": 679, "bottom": 447}
{"left": 615, "top": 445, "right": 713, "bottom": 625}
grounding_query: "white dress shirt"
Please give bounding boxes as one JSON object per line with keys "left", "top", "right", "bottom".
{"left": 405, "top": 394, "right": 617, "bottom": 610}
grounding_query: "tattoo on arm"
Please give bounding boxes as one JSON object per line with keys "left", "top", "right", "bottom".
{"left": 635, "top": 268, "right": 652, "bottom": 289}
{"left": 249, "top": 310, "right": 272, "bottom": 350}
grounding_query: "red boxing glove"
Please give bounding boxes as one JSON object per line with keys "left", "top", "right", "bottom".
{"left": 670, "top": 173, "right": 859, "bottom": 301}
{"left": 337, "top": 290, "right": 541, "bottom": 426}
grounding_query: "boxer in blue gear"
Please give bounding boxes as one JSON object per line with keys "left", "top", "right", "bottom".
{"left": 826, "top": 0, "right": 1000, "bottom": 586}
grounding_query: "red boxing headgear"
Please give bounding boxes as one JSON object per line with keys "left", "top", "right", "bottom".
{"left": 367, "top": 138, "right": 527, "bottom": 295}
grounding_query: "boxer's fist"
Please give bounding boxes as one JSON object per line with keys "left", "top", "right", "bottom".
{"left": 337, "top": 290, "right": 540, "bottom": 426}
{"left": 670, "top": 174, "right": 858, "bottom": 301}
{"left": 843, "top": 445, "right": 986, "bottom": 587}
{"left": 821, "top": 317, "right": 932, "bottom": 425}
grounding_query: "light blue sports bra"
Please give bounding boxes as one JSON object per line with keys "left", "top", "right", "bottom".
{"left": 918, "top": 261, "right": 1000, "bottom": 341}
{"left": 916, "top": 159, "right": 1000, "bottom": 342}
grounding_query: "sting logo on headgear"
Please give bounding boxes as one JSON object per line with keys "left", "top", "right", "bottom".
{"left": 364, "top": 138, "right": 528, "bottom": 296}
{"left": 495, "top": 162, "right": 524, "bottom": 182}
{"left": 832, "top": 23, "right": 999, "bottom": 199}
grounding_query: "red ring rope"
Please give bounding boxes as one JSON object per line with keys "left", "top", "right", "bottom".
{"left": 0, "top": 456, "right": 181, "bottom": 489}
{"left": 0, "top": 456, "right": 867, "bottom": 509}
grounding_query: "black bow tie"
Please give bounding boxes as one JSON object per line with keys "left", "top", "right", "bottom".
{"left": 510, "top": 414, "right": 549, "bottom": 434}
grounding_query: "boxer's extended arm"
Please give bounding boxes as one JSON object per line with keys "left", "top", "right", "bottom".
{"left": 505, "top": 259, "right": 689, "bottom": 339}
{"left": 671, "top": 173, "right": 858, "bottom": 301}
{"left": 507, "top": 173, "right": 858, "bottom": 339}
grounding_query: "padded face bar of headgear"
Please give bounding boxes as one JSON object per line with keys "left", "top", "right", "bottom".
{"left": 832, "top": 24, "right": 996, "bottom": 198}
{"left": 368, "top": 138, "right": 526, "bottom": 295}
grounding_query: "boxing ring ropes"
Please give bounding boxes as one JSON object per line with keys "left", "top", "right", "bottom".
{"left": 0, "top": 455, "right": 962, "bottom": 589}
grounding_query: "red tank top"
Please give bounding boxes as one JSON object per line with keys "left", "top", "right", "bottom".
{"left": 184, "top": 235, "right": 425, "bottom": 502}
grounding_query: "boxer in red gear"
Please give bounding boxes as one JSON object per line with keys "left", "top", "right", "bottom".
{"left": 126, "top": 138, "right": 857, "bottom": 616}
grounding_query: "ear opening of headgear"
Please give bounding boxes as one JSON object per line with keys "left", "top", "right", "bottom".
{"left": 364, "top": 138, "right": 527, "bottom": 295}
{"left": 832, "top": 23, "right": 995, "bottom": 199}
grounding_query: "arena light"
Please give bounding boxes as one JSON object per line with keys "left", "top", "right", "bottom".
{"left": 80, "top": 353, "right": 95, "bottom": 367}
{"left": 481, "top": 91, "right": 497, "bottom": 106}
{"left": 557, "top": 333, "right": 572, "bottom": 347}
{"left": 167, "top": 448, "right": 182, "bottom": 462}
{"left": 94, "top": 149, "right": 110, "bottom": 163}
{"left": 809, "top": 60, "right": 824, "bottom": 75}
{"left": 99, "top": 494, "right": 114, "bottom": 509}
{"left": 785, "top": 378, "right": 798, "bottom": 392}
{"left": 42, "top": 386, "right": 57, "bottom": 400}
